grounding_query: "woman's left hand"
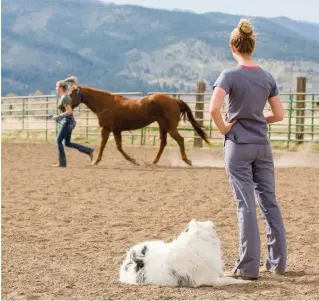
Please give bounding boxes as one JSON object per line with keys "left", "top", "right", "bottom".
{"left": 51, "top": 115, "right": 59, "bottom": 120}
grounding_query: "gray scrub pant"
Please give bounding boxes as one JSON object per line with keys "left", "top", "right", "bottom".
{"left": 224, "top": 139, "right": 287, "bottom": 278}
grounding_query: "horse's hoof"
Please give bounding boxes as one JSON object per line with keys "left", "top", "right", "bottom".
{"left": 131, "top": 159, "right": 139, "bottom": 166}
{"left": 184, "top": 159, "right": 192, "bottom": 166}
{"left": 92, "top": 161, "right": 99, "bottom": 165}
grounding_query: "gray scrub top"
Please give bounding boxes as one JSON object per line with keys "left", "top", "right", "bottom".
{"left": 213, "top": 65, "right": 279, "bottom": 144}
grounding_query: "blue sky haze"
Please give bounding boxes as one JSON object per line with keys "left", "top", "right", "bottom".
{"left": 102, "top": 0, "right": 319, "bottom": 23}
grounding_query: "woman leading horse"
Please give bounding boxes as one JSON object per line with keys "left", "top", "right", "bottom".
{"left": 52, "top": 80, "right": 94, "bottom": 167}
{"left": 65, "top": 77, "right": 209, "bottom": 166}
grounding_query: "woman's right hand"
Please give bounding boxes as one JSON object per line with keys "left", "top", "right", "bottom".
{"left": 222, "top": 120, "right": 237, "bottom": 135}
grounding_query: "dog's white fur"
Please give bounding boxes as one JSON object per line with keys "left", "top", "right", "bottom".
{"left": 119, "top": 219, "right": 248, "bottom": 287}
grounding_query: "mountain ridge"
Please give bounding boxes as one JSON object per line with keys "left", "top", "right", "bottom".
{"left": 2, "top": 0, "right": 319, "bottom": 95}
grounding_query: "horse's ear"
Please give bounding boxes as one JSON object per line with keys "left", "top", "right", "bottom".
{"left": 64, "top": 76, "right": 78, "bottom": 89}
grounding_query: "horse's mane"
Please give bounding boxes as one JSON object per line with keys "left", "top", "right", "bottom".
{"left": 64, "top": 76, "right": 114, "bottom": 98}
{"left": 63, "top": 76, "right": 129, "bottom": 101}
{"left": 80, "top": 86, "right": 113, "bottom": 97}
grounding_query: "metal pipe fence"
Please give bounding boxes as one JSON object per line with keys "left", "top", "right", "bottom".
{"left": 1, "top": 92, "right": 319, "bottom": 148}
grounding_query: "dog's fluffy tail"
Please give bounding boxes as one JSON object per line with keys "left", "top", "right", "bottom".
{"left": 212, "top": 276, "right": 250, "bottom": 286}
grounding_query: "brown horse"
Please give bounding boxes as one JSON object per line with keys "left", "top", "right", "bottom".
{"left": 64, "top": 77, "right": 209, "bottom": 166}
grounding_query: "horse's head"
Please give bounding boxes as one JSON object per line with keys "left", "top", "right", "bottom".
{"left": 64, "top": 76, "right": 82, "bottom": 109}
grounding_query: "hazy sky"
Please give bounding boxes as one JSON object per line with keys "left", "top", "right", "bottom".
{"left": 102, "top": 0, "right": 319, "bottom": 23}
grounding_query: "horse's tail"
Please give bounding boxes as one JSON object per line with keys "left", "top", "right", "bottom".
{"left": 177, "top": 99, "right": 210, "bottom": 145}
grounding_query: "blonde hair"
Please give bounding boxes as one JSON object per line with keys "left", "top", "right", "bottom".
{"left": 56, "top": 80, "right": 68, "bottom": 91}
{"left": 230, "top": 19, "right": 256, "bottom": 54}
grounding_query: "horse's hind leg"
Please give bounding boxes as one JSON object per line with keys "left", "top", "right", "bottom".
{"left": 93, "top": 127, "right": 110, "bottom": 165}
{"left": 114, "top": 131, "right": 138, "bottom": 165}
{"left": 152, "top": 128, "right": 167, "bottom": 164}
{"left": 169, "top": 129, "right": 192, "bottom": 166}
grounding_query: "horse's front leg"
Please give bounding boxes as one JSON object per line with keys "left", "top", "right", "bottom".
{"left": 92, "top": 127, "right": 110, "bottom": 165}
{"left": 114, "top": 131, "right": 138, "bottom": 165}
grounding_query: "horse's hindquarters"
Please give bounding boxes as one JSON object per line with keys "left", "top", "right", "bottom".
{"left": 148, "top": 94, "right": 181, "bottom": 128}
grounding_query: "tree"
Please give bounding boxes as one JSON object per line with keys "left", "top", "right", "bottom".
{"left": 6, "top": 93, "right": 17, "bottom": 97}
{"left": 33, "top": 90, "right": 43, "bottom": 96}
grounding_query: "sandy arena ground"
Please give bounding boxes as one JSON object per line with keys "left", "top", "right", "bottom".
{"left": 2, "top": 143, "right": 319, "bottom": 300}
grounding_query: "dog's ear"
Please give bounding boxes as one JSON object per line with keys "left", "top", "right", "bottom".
{"left": 141, "top": 245, "right": 148, "bottom": 256}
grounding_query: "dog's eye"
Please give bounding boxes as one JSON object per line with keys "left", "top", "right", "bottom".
{"left": 185, "top": 228, "right": 189, "bottom": 232}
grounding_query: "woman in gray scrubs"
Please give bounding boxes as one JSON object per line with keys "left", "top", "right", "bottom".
{"left": 209, "top": 19, "right": 287, "bottom": 280}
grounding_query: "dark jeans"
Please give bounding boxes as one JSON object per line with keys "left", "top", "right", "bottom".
{"left": 56, "top": 119, "right": 93, "bottom": 167}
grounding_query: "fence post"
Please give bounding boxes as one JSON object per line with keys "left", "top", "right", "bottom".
{"left": 296, "top": 77, "right": 306, "bottom": 144}
{"left": 143, "top": 127, "right": 147, "bottom": 145}
{"left": 22, "top": 98, "right": 25, "bottom": 130}
{"left": 46, "top": 97, "right": 48, "bottom": 142}
{"left": 26, "top": 97, "right": 29, "bottom": 139}
{"left": 194, "top": 81, "right": 206, "bottom": 147}
{"left": 287, "top": 94, "right": 293, "bottom": 150}
{"left": 311, "top": 94, "right": 315, "bottom": 141}
{"left": 140, "top": 128, "right": 144, "bottom": 146}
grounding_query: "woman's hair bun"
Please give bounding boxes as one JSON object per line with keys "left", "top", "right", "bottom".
{"left": 237, "top": 19, "right": 254, "bottom": 38}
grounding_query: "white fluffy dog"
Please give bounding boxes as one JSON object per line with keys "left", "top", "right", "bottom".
{"left": 119, "top": 219, "right": 248, "bottom": 287}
